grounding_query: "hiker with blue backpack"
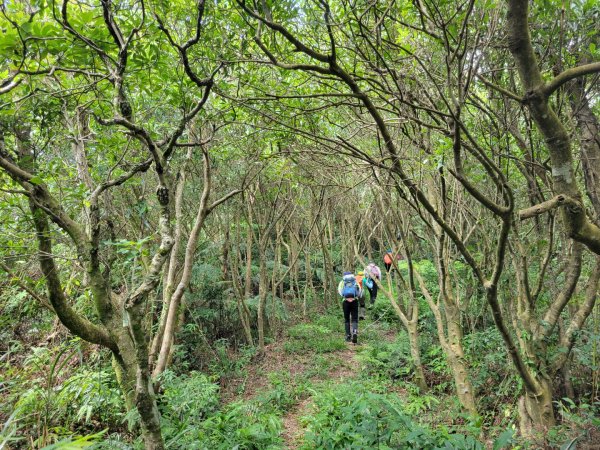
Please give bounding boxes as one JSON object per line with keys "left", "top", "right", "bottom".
{"left": 364, "top": 262, "right": 381, "bottom": 306}
{"left": 338, "top": 271, "right": 362, "bottom": 344}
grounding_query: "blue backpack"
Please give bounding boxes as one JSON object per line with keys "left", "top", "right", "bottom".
{"left": 365, "top": 277, "right": 374, "bottom": 289}
{"left": 342, "top": 277, "right": 358, "bottom": 300}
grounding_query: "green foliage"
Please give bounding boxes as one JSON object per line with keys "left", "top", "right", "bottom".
{"left": 183, "top": 401, "right": 282, "bottom": 449}
{"left": 546, "top": 399, "right": 600, "bottom": 449}
{"left": 206, "top": 339, "right": 256, "bottom": 379}
{"left": 53, "top": 369, "right": 124, "bottom": 426}
{"left": 158, "top": 371, "right": 220, "bottom": 447}
{"left": 255, "top": 370, "right": 310, "bottom": 414}
{"left": 284, "top": 323, "right": 347, "bottom": 354}
{"left": 357, "top": 332, "right": 413, "bottom": 382}
{"left": 463, "top": 328, "right": 519, "bottom": 419}
{"left": 568, "top": 326, "right": 600, "bottom": 400}
{"left": 38, "top": 429, "right": 108, "bottom": 449}
{"left": 3, "top": 340, "right": 122, "bottom": 448}
{"left": 422, "top": 345, "right": 452, "bottom": 393}
{"left": 300, "top": 381, "right": 485, "bottom": 449}
{"left": 159, "top": 370, "right": 219, "bottom": 422}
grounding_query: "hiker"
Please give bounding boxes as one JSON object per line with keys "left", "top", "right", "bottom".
{"left": 364, "top": 262, "right": 381, "bottom": 306}
{"left": 356, "top": 270, "right": 367, "bottom": 320}
{"left": 338, "top": 271, "right": 361, "bottom": 344}
{"left": 383, "top": 249, "right": 393, "bottom": 272}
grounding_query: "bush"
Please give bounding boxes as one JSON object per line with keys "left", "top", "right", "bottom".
{"left": 159, "top": 370, "right": 219, "bottom": 426}
{"left": 357, "top": 332, "right": 413, "bottom": 382}
{"left": 155, "top": 369, "right": 284, "bottom": 449}
{"left": 284, "top": 323, "right": 346, "bottom": 354}
{"left": 463, "top": 328, "right": 519, "bottom": 418}
{"left": 300, "top": 381, "right": 486, "bottom": 449}
{"left": 191, "top": 401, "right": 282, "bottom": 449}
{"left": 5, "top": 344, "right": 123, "bottom": 448}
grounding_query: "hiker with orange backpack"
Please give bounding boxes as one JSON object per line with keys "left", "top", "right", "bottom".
{"left": 338, "top": 271, "right": 362, "bottom": 344}
{"left": 383, "top": 249, "right": 394, "bottom": 272}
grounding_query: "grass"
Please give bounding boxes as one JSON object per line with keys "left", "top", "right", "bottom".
{"left": 284, "top": 322, "right": 347, "bottom": 354}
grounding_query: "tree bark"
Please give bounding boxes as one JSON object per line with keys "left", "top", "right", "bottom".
{"left": 507, "top": 0, "right": 600, "bottom": 254}
{"left": 518, "top": 376, "right": 555, "bottom": 438}
{"left": 568, "top": 77, "right": 600, "bottom": 222}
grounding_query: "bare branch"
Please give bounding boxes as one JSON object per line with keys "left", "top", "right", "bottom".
{"left": 518, "top": 194, "right": 582, "bottom": 220}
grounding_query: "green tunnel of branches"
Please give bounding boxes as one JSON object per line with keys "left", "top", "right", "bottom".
{"left": 0, "top": 0, "right": 599, "bottom": 449}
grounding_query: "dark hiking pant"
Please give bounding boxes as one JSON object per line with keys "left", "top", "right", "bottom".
{"left": 342, "top": 299, "right": 358, "bottom": 337}
{"left": 367, "top": 282, "right": 378, "bottom": 304}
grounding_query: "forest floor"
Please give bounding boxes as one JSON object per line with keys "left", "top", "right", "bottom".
{"left": 220, "top": 314, "right": 398, "bottom": 449}
{"left": 279, "top": 345, "right": 356, "bottom": 449}
{"left": 216, "top": 311, "right": 600, "bottom": 450}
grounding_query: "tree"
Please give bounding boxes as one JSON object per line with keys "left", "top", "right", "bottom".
{"left": 0, "top": 1, "right": 240, "bottom": 447}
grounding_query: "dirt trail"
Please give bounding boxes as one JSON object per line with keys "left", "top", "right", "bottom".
{"left": 219, "top": 320, "right": 389, "bottom": 449}
{"left": 280, "top": 345, "right": 359, "bottom": 449}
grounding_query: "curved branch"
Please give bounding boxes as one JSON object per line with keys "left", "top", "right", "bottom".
{"left": 544, "top": 61, "right": 600, "bottom": 97}
{"left": 540, "top": 243, "right": 582, "bottom": 341}
{"left": 477, "top": 75, "right": 522, "bottom": 101}
{"left": 237, "top": 0, "right": 331, "bottom": 64}
{"left": 518, "top": 194, "right": 581, "bottom": 220}
{"left": 0, "top": 262, "right": 54, "bottom": 311}
{"left": 552, "top": 257, "right": 600, "bottom": 372}
{"left": 31, "top": 204, "right": 116, "bottom": 351}
{"left": 0, "top": 154, "right": 89, "bottom": 257}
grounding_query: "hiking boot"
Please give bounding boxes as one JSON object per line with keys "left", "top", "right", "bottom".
{"left": 345, "top": 334, "right": 352, "bottom": 342}
{"left": 352, "top": 333, "right": 358, "bottom": 344}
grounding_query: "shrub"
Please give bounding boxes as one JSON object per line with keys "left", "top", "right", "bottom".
{"left": 357, "top": 332, "right": 413, "bottom": 382}
{"left": 192, "top": 401, "right": 282, "bottom": 449}
{"left": 284, "top": 323, "right": 346, "bottom": 354}
{"left": 159, "top": 370, "right": 219, "bottom": 421}
{"left": 300, "top": 381, "right": 486, "bottom": 449}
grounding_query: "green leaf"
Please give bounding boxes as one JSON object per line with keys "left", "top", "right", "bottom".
{"left": 493, "top": 428, "right": 515, "bottom": 450}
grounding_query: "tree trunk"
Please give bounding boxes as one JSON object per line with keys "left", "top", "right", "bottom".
{"left": 406, "top": 319, "right": 428, "bottom": 391}
{"left": 317, "top": 219, "right": 334, "bottom": 305}
{"left": 113, "top": 342, "right": 164, "bottom": 450}
{"left": 415, "top": 266, "right": 477, "bottom": 414}
{"left": 231, "top": 213, "right": 254, "bottom": 346}
{"left": 518, "top": 376, "right": 555, "bottom": 439}
{"left": 446, "top": 346, "right": 477, "bottom": 414}
{"left": 568, "top": 77, "right": 600, "bottom": 222}
{"left": 244, "top": 204, "right": 254, "bottom": 298}
{"left": 257, "top": 239, "right": 269, "bottom": 352}
{"left": 444, "top": 289, "right": 477, "bottom": 415}
{"left": 221, "top": 227, "right": 230, "bottom": 280}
